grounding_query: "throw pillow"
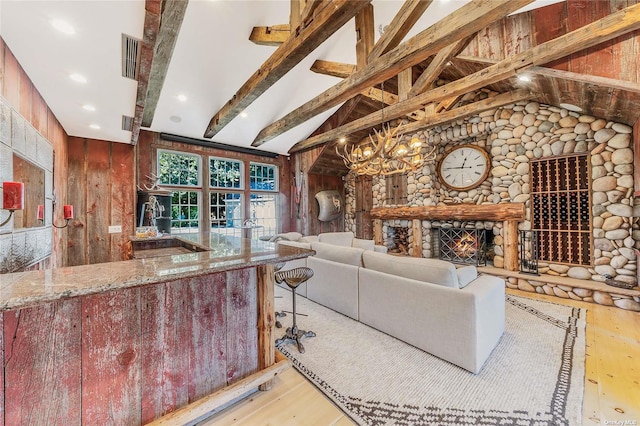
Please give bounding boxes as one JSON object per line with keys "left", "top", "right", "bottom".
{"left": 456, "top": 265, "right": 478, "bottom": 288}
{"left": 318, "top": 231, "right": 354, "bottom": 247}
{"left": 352, "top": 238, "right": 375, "bottom": 251}
{"left": 311, "top": 241, "right": 364, "bottom": 266}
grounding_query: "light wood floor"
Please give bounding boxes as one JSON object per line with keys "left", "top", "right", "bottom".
{"left": 198, "top": 289, "right": 640, "bottom": 426}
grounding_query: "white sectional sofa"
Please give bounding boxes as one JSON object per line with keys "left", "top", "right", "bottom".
{"left": 273, "top": 231, "right": 505, "bottom": 373}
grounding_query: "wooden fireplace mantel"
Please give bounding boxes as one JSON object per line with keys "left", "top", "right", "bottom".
{"left": 370, "top": 203, "right": 525, "bottom": 221}
{"left": 371, "top": 203, "right": 526, "bottom": 271}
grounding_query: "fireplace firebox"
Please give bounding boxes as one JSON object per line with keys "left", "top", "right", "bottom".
{"left": 439, "top": 227, "right": 488, "bottom": 266}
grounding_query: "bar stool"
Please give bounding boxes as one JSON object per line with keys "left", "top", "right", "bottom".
{"left": 274, "top": 262, "right": 287, "bottom": 328}
{"left": 275, "top": 267, "right": 315, "bottom": 353}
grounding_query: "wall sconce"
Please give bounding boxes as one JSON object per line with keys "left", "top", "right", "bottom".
{"left": 38, "top": 202, "right": 73, "bottom": 228}
{"left": 1, "top": 181, "right": 24, "bottom": 227}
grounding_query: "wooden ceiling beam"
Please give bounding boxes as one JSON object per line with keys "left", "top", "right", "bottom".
{"left": 368, "top": 0, "right": 433, "bottom": 61}
{"left": 310, "top": 59, "right": 355, "bottom": 78}
{"left": 289, "top": 89, "right": 533, "bottom": 153}
{"left": 251, "top": 0, "right": 534, "bottom": 147}
{"left": 355, "top": 4, "right": 375, "bottom": 70}
{"left": 133, "top": 0, "right": 188, "bottom": 144}
{"left": 408, "top": 37, "right": 468, "bottom": 97}
{"left": 527, "top": 66, "right": 640, "bottom": 94}
{"left": 289, "top": 2, "right": 640, "bottom": 152}
{"left": 203, "top": 0, "right": 371, "bottom": 139}
{"left": 249, "top": 24, "right": 291, "bottom": 46}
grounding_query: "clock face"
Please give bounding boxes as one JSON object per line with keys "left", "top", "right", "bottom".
{"left": 438, "top": 145, "right": 490, "bottom": 191}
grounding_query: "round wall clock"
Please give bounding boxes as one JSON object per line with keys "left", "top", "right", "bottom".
{"left": 437, "top": 144, "right": 491, "bottom": 191}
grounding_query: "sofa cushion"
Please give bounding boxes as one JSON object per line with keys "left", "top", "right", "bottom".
{"left": 269, "top": 231, "right": 302, "bottom": 242}
{"left": 318, "top": 231, "right": 354, "bottom": 247}
{"left": 352, "top": 238, "right": 375, "bottom": 251}
{"left": 456, "top": 265, "right": 478, "bottom": 288}
{"left": 300, "top": 235, "right": 319, "bottom": 244}
{"left": 277, "top": 240, "right": 311, "bottom": 250}
{"left": 311, "top": 241, "right": 364, "bottom": 266}
{"left": 362, "top": 251, "right": 459, "bottom": 288}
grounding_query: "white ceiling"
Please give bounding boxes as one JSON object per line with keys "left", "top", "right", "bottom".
{"left": 0, "top": 0, "right": 563, "bottom": 155}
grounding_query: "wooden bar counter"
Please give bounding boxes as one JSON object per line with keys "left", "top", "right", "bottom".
{"left": 0, "top": 237, "right": 313, "bottom": 425}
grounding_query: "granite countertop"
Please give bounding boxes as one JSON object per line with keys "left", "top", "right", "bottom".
{"left": 0, "top": 237, "right": 313, "bottom": 312}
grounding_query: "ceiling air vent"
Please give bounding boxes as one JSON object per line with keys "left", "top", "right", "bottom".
{"left": 122, "top": 115, "right": 134, "bottom": 132}
{"left": 121, "top": 34, "right": 141, "bottom": 80}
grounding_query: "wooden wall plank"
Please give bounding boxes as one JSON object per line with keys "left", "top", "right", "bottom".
{"left": 31, "top": 88, "right": 48, "bottom": 135}
{"left": 0, "top": 38, "right": 4, "bottom": 96}
{"left": 110, "top": 142, "right": 136, "bottom": 261}
{"left": 82, "top": 288, "right": 142, "bottom": 425}
{"left": 0, "top": 312, "right": 3, "bottom": 426}
{"left": 503, "top": 12, "right": 534, "bottom": 57}
{"left": 18, "top": 64, "right": 31, "bottom": 120}
{"left": 86, "top": 139, "right": 112, "bottom": 264}
{"left": 226, "top": 268, "right": 258, "bottom": 385}
{"left": 3, "top": 46, "right": 19, "bottom": 108}
{"left": 188, "top": 274, "right": 228, "bottom": 401}
{"left": 3, "top": 300, "right": 82, "bottom": 425}
{"left": 140, "top": 280, "right": 189, "bottom": 423}
{"left": 66, "top": 137, "right": 87, "bottom": 266}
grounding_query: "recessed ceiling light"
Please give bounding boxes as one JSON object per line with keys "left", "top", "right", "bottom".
{"left": 51, "top": 19, "right": 75, "bottom": 35}
{"left": 240, "top": 112, "right": 248, "bottom": 118}
{"left": 89, "top": 124, "right": 100, "bottom": 130}
{"left": 69, "top": 73, "right": 87, "bottom": 84}
{"left": 518, "top": 74, "right": 531, "bottom": 82}
{"left": 559, "top": 103, "right": 583, "bottom": 113}
{"left": 177, "top": 94, "right": 187, "bottom": 102}
{"left": 82, "top": 104, "right": 96, "bottom": 112}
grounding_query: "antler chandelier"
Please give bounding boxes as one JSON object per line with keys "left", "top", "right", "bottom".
{"left": 336, "top": 123, "right": 435, "bottom": 176}
{"left": 335, "top": 78, "right": 436, "bottom": 176}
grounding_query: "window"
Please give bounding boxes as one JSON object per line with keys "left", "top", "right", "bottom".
{"left": 250, "top": 163, "right": 278, "bottom": 191}
{"left": 530, "top": 154, "right": 591, "bottom": 265}
{"left": 210, "top": 157, "right": 242, "bottom": 189}
{"left": 157, "top": 150, "right": 201, "bottom": 235}
{"left": 249, "top": 162, "right": 278, "bottom": 239}
{"left": 158, "top": 150, "right": 200, "bottom": 187}
{"left": 210, "top": 192, "right": 242, "bottom": 228}
{"left": 171, "top": 190, "right": 200, "bottom": 232}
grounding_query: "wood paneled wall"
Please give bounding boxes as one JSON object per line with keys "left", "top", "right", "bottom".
{"left": 0, "top": 36, "right": 68, "bottom": 267}
{"left": 291, "top": 146, "right": 344, "bottom": 236}
{"left": 461, "top": 0, "right": 640, "bottom": 83}
{"left": 66, "top": 137, "right": 136, "bottom": 266}
{"left": 136, "top": 131, "right": 294, "bottom": 234}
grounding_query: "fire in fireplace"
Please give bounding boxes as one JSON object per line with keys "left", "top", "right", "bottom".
{"left": 439, "top": 227, "right": 489, "bottom": 266}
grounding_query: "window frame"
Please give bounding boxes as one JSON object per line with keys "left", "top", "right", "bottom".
{"left": 249, "top": 162, "right": 279, "bottom": 193}
{"left": 209, "top": 156, "right": 244, "bottom": 190}
{"left": 157, "top": 149, "right": 202, "bottom": 188}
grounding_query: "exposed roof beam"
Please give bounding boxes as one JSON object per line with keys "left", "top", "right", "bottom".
{"left": 133, "top": 0, "right": 188, "bottom": 144}
{"left": 289, "top": 90, "right": 533, "bottom": 153}
{"left": 203, "top": 0, "right": 371, "bottom": 139}
{"left": 249, "top": 24, "right": 290, "bottom": 46}
{"left": 289, "top": 2, "right": 640, "bottom": 152}
{"left": 368, "top": 0, "right": 433, "bottom": 61}
{"left": 251, "top": 0, "right": 535, "bottom": 147}
{"left": 310, "top": 59, "right": 355, "bottom": 78}
{"left": 527, "top": 66, "right": 640, "bottom": 93}
{"left": 310, "top": 60, "right": 425, "bottom": 120}
{"left": 408, "top": 38, "right": 468, "bottom": 97}
{"left": 355, "top": 4, "right": 375, "bottom": 70}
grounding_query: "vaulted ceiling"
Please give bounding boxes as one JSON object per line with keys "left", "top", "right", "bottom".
{"left": 2, "top": 0, "right": 639, "bottom": 170}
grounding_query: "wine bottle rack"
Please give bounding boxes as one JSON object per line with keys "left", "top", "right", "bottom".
{"left": 530, "top": 154, "right": 592, "bottom": 265}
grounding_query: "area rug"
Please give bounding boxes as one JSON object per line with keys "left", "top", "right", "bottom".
{"left": 274, "top": 288, "right": 586, "bottom": 426}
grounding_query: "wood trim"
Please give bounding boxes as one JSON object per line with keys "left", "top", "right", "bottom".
{"left": 147, "top": 357, "right": 291, "bottom": 425}
{"left": 370, "top": 203, "right": 526, "bottom": 221}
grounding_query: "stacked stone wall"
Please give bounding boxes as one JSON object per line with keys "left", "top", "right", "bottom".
{"left": 345, "top": 100, "right": 638, "bottom": 288}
